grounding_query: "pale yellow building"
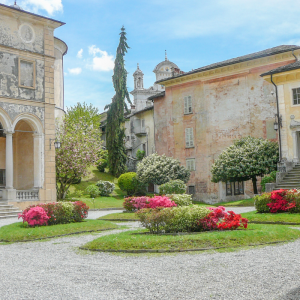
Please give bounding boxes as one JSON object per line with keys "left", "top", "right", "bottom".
{"left": 0, "top": 3, "right": 67, "bottom": 210}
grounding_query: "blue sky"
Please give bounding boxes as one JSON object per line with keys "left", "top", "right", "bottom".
{"left": 2, "top": 0, "right": 300, "bottom": 112}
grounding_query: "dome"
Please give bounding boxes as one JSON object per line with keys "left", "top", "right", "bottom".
{"left": 153, "top": 51, "right": 179, "bottom": 74}
{"left": 10, "top": 1, "right": 23, "bottom": 10}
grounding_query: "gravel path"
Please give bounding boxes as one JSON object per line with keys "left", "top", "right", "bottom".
{"left": 2, "top": 206, "right": 299, "bottom": 300}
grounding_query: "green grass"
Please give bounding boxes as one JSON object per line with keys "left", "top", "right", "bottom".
{"left": 0, "top": 220, "right": 118, "bottom": 243}
{"left": 242, "top": 211, "right": 300, "bottom": 224}
{"left": 98, "top": 212, "right": 139, "bottom": 221}
{"left": 65, "top": 167, "right": 126, "bottom": 208}
{"left": 213, "top": 198, "right": 255, "bottom": 207}
{"left": 82, "top": 224, "right": 300, "bottom": 252}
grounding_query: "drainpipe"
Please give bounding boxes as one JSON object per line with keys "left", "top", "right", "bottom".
{"left": 270, "top": 73, "right": 282, "bottom": 162}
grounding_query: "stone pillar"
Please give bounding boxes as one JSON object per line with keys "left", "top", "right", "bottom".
{"left": 292, "top": 131, "right": 299, "bottom": 162}
{"left": 3, "top": 131, "right": 16, "bottom": 202}
{"left": 33, "top": 134, "right": 42, "bottom": 188}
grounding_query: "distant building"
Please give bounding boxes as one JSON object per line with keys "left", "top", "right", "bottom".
{"left": 0, "top": 3, "right": 67, "bottom": 209}
{"left": 154, "top": 45, "right": 300, "bottom": 203}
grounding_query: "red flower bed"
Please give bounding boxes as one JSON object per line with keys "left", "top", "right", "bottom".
{"left": 199, "top": 206, "right": 248, "bottom": 231}
{"left": 267, "top": 189, "right": 296, "bottom": 213}
{"left": 123, "top": 196, "right": 176, "bottom": 211}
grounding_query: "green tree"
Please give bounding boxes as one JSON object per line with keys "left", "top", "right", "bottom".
{"left": 136, "top": 153, "right": 190, "bottom": 186}
{"left": 105, "top": 26, "right": 132, "bottom": 177}
{"left": 211, "top": 136, "right": 279, "bottom": 194}
{"left": 56, "top": 103, "right": 103, "bottom": 200}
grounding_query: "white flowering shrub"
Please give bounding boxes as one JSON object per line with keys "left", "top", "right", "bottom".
{"left": 96, "top": 180, "right": 115, "bottom": 196}
{"left": 136, "top": 153, "right": 190, "bottom": 185}
{"left": 211, "top": 137, "right": 279, "bottom": 194}
{"left": 167, "top": 194, "right": 193, "bottom": 206}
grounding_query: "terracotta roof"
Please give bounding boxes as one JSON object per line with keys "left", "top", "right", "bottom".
{"left": 260, "top": 60, "right": 300, "bottom": 76}
{"left": 125, "top": 105, "right": 153, "bottom": 119}
{"left": 156, "top": 45, "right": 300, "bottom": 84}
{"left": 147, "top": 92, "right": 165, "bottom": 100}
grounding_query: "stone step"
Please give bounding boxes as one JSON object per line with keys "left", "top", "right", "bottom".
{"left": 0, "top": 214, "right": 20, "bottom": 219}
{"left": 0, "top": 211, "right": 21, "bottom": 216}
{"left": 279, "top": 179, "right": 300, "bottom": 183}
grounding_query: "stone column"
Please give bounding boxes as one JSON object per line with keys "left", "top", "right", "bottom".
{"left": 292, "top": 131, "right": 299, "bottom": 162}
{"left": 3, "top": 131, "right": 16, "bottom": 202}
{"left": 33, "top": 134, "right": 42, "bottom": 188}
{"left": 5, "top": 131, "right": 13, "bottom": 189}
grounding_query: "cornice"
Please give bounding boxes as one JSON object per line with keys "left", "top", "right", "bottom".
{"left": 160, "top": 51, "right": 300, "bottom": 88}
{"left": 262, "top": 69, "right": 300, "bottom": 85}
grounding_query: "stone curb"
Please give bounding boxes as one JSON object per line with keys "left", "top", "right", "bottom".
{"left": 0, "top": 228, "right": 116, "bottom": 244}
{"left": 89, "top": 208, "right": 124, "bottom": 211}
{"left": 79, "top": 240, "right": 287, "bottom": 254}
{"left": 249, "top": 221, "right": 300, "bottom": 225}
{"left": 99, "top": 219, "right": 138, "bottom": 222}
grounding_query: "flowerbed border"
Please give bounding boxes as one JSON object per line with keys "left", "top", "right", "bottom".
{"left": 79, "top": 240, "right": 287, "bottom": 254}
{"left": 0, "top": 227, "right": 116, "bottom": 244}
{"left": 99, "top": 218, "right": 138, "bottom": 221}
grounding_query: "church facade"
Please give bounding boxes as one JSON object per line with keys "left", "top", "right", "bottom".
{"left": 0, "top": 3, "right": 67, "bottom": 209}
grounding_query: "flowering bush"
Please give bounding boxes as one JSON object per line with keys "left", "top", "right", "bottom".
{"left": 137, "top": 205, "right": 211, "bottom": 233}
{"left": 136, "top": 153, "right": 190, "bottom": 185}
{"left": 18, "top": 206, "right": 49, "bottom": 227}
{"left": 254, "top": 189, "right": 300, "bottom": 213}
{"left": 96, "top": 180, "right": 115, "bottom": 196}
{"left": 198, "top": 206, "right": 248, "bottom": 231}
{"left": 123, "top": 196, "right": 176, "bottom": 211}
{"left": 167, "top": 194, "right": 192, "bottom": 206}
{"left": 159, "top": 180, "right": 186, "bottom": 195}
{"left": 85, "top": 184, "right": 100, "bottom": 198}
{"left": 18, "top": 201, "right": 89, "bottom": 226}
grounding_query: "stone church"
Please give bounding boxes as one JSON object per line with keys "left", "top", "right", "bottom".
{"left": 0, "top": 3, "right": 67, "bottom": 209}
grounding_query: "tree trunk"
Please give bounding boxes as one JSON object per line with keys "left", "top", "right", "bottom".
{"left": 252, "top": 176, "right": 258, "bottom": 194}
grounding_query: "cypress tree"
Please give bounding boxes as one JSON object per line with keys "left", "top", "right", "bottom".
{"left": 105, "top": 26, "right": 131, "bottom": 177}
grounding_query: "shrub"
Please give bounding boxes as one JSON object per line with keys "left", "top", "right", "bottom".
{"left": 96, "top": 180, "right": 115, "bottom": 196}
{"left": 97, "top": 150, "right": 108, "bottom": 172}
{"left": 118, "top": 172, "right": 139, "bottom": 196}
{"left": 261, "top": 171, "right": 277, "bottom": 192}
{"left": 136, "top": 149, "right": 145, "bottom": 161}
{"left": 18, "top": 201, "right": 89, "bottom": 226}
{"left": 74, "top": 190, "right": 84, "bottom": 198}
{"left": 167, "top": 194, "right": 192, "bottom": 206}
{"left": 137, "top": 205, "right": 211, "bottom": 233}
{"left": 159, "top": 179, "right": 186, "bottom": 195}
{"left": 123, "top": 197, "right": 136, "bottom": 212}
{"left": 131, "top": 196, "right": 151, "bottom": 210}
{"left": 18, "top": 206, "right": 49, "bottom": 227}
{"left": 85, "top": 184, "right": 100, "bottom": 198}
{"left": 254, "top": 193, "right": 272, "bottom": 213}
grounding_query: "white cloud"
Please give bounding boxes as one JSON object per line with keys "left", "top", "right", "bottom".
{"left": 88, "top": 45, "right": 114, "bottom": 72}
{"left": 77, "top": 49, "right": 83, "bottom": 59}
{"left": 68, "top": 68, "right": 82, "bottom": 75}
{"left": 15, "top": 0, "right": 63, "bottom": 15}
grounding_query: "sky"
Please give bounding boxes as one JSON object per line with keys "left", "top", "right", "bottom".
{"left": 2, "top": 0, "right": 300, "bottom": 112}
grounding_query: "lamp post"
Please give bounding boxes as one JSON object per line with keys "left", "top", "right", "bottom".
{"left": 50, "top": 139, "right": 61, "bottom": 150}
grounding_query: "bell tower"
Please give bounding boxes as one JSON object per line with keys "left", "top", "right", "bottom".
{"left": 133, "top": 63, "right": 144, "bottom": 90}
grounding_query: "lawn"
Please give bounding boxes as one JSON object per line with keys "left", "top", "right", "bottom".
{"left": 242, "top": 211, "right": 300, "bottom": 224}
{"left": 82, "top": 224, "right": 300, "bottom": 252}
{"left": 98, "top": 212, "right": 138, "bottom": 221}
{"left": 0, "top": 220, "right": 118, "bottom": 243}
{"left": 213, "top": 198, "right": 255, "bottom": 207}
{"left": 65, "top": 167, "right": 126, "bottom": 209}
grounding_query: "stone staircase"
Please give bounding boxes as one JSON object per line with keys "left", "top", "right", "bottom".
{"left": 0, "top": 202, "right": 22, "bottom": 219}
{"left": 275, "top": 163, "right": 300, "bottom": 190}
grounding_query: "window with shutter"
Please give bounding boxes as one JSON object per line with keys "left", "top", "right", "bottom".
{"left": 185, "top": 128, "right": 194, "bottom": 148}
{"left": 186, "top": 158, "right": 195, "bottom": 171}
{"left": 184, "top": 96, "right": 192, "bottom": 114}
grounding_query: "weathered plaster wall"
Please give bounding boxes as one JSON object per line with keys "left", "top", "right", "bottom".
{"left": 13, "top": 120, "right": 34, "bottom": 190}
{"left": 154, "top": 61, "right": 283, "bottom": 203}
{"left": 0, "top": 51, "right": 45, "bottom": 101}
{"left": 0, "top": 14, "right": 44, "bottom": 54}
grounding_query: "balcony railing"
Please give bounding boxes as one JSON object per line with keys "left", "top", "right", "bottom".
{"left": 16, "top": 190, "right": 39, "bottom": 201}
{"left": 134, "top": 127, "right": 147, "bottom": 135}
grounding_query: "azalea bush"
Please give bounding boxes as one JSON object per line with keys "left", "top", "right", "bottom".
{"left": 96, "top": 180, "right": 115, "bottom": 196}
{"left": 198, "top": 206, "right": 248, "bottom": 231}
{"left": 18, "top": 201, "right": 89, "bottom": 226}
{"left": 123, "top": 196, "right": 177, "bottom": 211}
{"left": 159, "top": 179, "right": 186, "bottom": 195}
{"left": 254, "top": 189, "right": 300, "bottom": 213}
{"left": 18, "top": 206, "right": 49, "bottom": 227}
{"left": 167, "top": 194, "right": 193, "bottom": 207}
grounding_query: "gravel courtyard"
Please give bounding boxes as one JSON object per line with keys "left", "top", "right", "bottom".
{"left": 0, "top": 208, "right": 299, "bottom": 300}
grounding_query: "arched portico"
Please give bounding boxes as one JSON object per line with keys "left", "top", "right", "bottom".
{"left": 1, "top": 113, "right": 43, "bottom": 202}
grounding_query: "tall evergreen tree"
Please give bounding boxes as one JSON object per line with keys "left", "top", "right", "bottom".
{"left": 105, "top": 26, "right": 132, "bottom": 177}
